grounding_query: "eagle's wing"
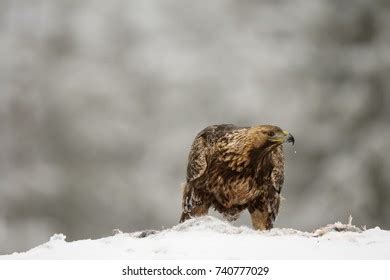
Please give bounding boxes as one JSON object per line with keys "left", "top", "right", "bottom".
{"left": 186, "top": 136, "right": 209, "bottom": 182}
{"left": 186, "top": 124, "right": 237, "bottom": 182}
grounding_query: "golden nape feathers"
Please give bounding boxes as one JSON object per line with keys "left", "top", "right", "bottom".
{"left": 180, "top": 124, "right": 294, "bottom": 230}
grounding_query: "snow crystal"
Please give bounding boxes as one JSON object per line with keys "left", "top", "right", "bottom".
{"left": 49, "top": 234, "right": 66, "bottom": 242}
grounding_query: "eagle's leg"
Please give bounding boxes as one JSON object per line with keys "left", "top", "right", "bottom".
{"left": 248, "top": 206, "right": 273, "bottom": 230}
{"left": 249, "top": 209, "right": 272, "bottom": 230}
{"left": 179, "top": 183, "right": 209, "bottom": 223}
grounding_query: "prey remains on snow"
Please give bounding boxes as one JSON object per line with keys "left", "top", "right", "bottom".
{"left": 180, "top": 124, "right": 294, "bottom": 230}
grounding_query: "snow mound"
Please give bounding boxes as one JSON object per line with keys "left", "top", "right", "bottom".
{"left": 1, "top": 216, "right": 389, "bottom": 259}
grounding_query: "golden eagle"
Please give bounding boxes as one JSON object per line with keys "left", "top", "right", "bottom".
{"left": 179, "top": 124, "right": 294, "bottom": 230}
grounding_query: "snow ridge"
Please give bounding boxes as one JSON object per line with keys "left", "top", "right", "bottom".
{"left": 1, "top": 216, "right": 389, "bottom": 259}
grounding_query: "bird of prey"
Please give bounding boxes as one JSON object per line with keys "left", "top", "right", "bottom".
{"left": 180, "top": 124, "right": 294, "bottom": 230}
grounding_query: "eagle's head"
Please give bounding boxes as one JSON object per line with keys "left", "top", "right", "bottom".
{"left": 247, "top": 125, "right": 295, "bottom": 149}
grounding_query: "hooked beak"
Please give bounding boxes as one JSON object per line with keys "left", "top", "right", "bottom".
{"left": 283, "top": 130, "right": 295, "bottom": 145}
{"left": 269, "top": 130, "right": 295, "bottom": 146}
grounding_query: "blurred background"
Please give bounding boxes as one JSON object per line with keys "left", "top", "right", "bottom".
{"left": 1, "top": 0, "right": 390, "bottom": 254}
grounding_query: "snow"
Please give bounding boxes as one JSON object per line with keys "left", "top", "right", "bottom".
{"left": 1, "top": 216, "right": 389, "bottom": 259}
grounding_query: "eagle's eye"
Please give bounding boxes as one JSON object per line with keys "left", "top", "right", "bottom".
{"left": 267, "top": 131, "right": 275, "bottom": 137}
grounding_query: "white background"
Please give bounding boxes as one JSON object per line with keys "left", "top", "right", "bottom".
{"left": 0, "top": 260, "right": 388, "bottom": 280}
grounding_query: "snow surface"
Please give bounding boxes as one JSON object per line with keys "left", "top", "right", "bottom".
{"left": 1, "top": 216, "right": 389, "bottom": 259}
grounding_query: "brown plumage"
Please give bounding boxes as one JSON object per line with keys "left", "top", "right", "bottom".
{"left": 179, "top": 124, "right": 295, "bottom": 230}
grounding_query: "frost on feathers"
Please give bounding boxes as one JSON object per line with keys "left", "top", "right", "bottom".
{"left": 313, "top": 216, "right": 363, "bottom": 237}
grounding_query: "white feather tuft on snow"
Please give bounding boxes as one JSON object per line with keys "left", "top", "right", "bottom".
{"left": 1, "top": 216, "right": 389, "bottom": 259}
